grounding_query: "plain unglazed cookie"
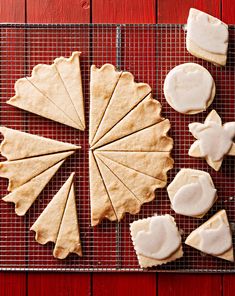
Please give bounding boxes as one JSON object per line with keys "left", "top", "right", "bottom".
{"left": 130, "top": 215, "right": 183, "bottom": 268}
{"left": 188, "top": 110, "right": 235, "bottom": 171}
{"left": 186, "top": 8, "right": 229, "bottom": 66}
{"left": 164, "top": 63, "right": 215, "bottom": 114}
{"left": 167, "top": 168, "right": 217, "bottom": 218}
{"left": 185, "top": 210, "right": 234, "bottom": 262}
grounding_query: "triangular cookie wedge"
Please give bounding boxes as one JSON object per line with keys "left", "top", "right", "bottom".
{"left": 185, "top": 210, "right": 234, "bottom": 262}
{"left": 54, "top": 51, "right": 85, "bottom": 130}
{"left": 89, "top": 151, "right": 117, "bottom": 226}
{"left": 92, "top": 94, "right": 163, "bottom": 149}
{"left": 53, "top": 183, "right": 82, "bottom": 259}
{"left": 26, "top": 62, "right": 82, "bottom": 129}
{"left": 95, "top": 152, "right": 165, "bottom": 204}
{"left": 97, "top": 151, "right": 173, "bottom": 182}
{"left": 0, "top": 126, "right": 80, "bottom": 161}
{"left": 0, "top": 150, "right": 74, "bottom": 191}
{"left": 30, "top": 172, "right": 74, "bottom": 245}
{"left": 89, "top": 64, "right": 122, "bottom": 145}
{"left": 2, "top": 160, "right": 65, "bottom": 216}
{"left": 95, "top": 155, "right": 141, "bottom": 221}
{"left": 92, "top": 71, "right": 151, "bottom": 146}
{"left": 7, "top": 77, "right": 81, "bottom": 130}
{"left": 97, "top": 120, "right": 173, "bottom": 152}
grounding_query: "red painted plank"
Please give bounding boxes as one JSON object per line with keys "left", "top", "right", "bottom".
{"left": 92, "top": 0, "right": 156, "bottom": 23}
{"left": 0, "top": 0, "right": 25, "bottom": 22}
{"left": 158, "top": 0, "right": 221, "bottom": 23}
{"left": 158, "top": 274, "right": 222, "bottom": 296}
{"left": 93, "top": 273, "right": 156, "bottom": 296}
{"left": 26, "top": 0, "right": 90, "bottom": 23}
{"left": 28, "top": 273, "right": 91, "bottom": 296}
{"left": 222, "top": 0, "right": 235, "bottom": 23}
{"left": 0, "top": 273, "right": 26, "bottom": 296}
{"left": 223, "top": 275, "right": 235, "bottom": 296}
{"left": 0, "top": 2, "right": 26, "bottom": 295}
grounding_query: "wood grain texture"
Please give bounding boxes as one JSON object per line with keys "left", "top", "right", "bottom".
{"left": 158, "top": 274, "right": 222, "bottom": 296}
{"left": 0, "top": 273, "right": 26, "bottom": 296}
{"left": 223, "top": 275, "right": 235, "bottom": 296}
{"left": 0, "top": 0, "right": 25, "bottom": 22}
{"left": 222, "top": 0, "right": 235, "bottom": 23}
{"left": 26, "top": 0, "right": 90, "bottom": 23}
{"left": 93, "top": 273, "right": 156, "bottom": 296}
{"left": 158, "top": 0, "right": 221, "bottom": 23}
{"left": 28, "top": 273, "right": 90, "bottom": 296}
{"left": 0, "top": 2, "right": 27, "bottom": 296}
{"left": 92, "top": 0, "right": 156, "bottom": 23}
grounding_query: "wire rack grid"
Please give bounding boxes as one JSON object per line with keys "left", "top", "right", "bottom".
{"left": 0, "top": 24, "right": 234, "bottom": 272}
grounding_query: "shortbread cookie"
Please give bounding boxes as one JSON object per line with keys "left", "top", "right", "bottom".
{"left": 188, "top": 110, "right": 235, "bottom": 171}
{"left": 185, "top": 210, "right": 234, "bottom": 262}
{"left": 167, "top": 168, "right": 217, "bottom": 218}
{"left": 164, "top": 63, "right": 215, "bottom": 114}
{"left": 130, "top": 215, "right": 183, "bottom": 268}
{"left": 186, "top": 8, "right": 228, "bottom": 66}
{"left": 8, "top": 52, "right": 85, "bottom": 130}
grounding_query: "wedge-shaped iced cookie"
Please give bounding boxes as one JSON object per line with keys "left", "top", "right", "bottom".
{"left": 167, "top": 169, "right": 217, "bottom": 218}
{"left": 98, "top": 120, "right": 173, "bottom": 152}
{"left": 92, "top": 94, "right": 163, "bottom": 149}
{"left": 130, "top": 215, "right": 183, "bottom": 268}
{"left": 188, "top": 110, "right": 235, "bottom": 171}
{"left": 185, "top": 210, "right": 234, "bottom": 262}
{"left": 95, "top": 155, "right": 141, "bottom": 221}
{"left": 54, "top": 51, "right": 85, "bottom": 129}
{"left": 95, "top": 152, "right": 165, "bottom": 204}
{"left": 0, "top": 126, "right": 80, "bottom": 161}
{"left": 89, "top": 151, "right": 117, "bottom": 226}
{"left": 89, "top": 64, "right": 122, "bottom": 145}
{"left": 96, "top": 151, "right": 173, "bottom": 182}
{"left": 30, "top": 173, "right": 75, "bottom": 245}
{"left": 164, "top": 63, "right": 215, "bottom": 114}
{"left": 0, "top": 151, "right": 74, "bottom": 191}
{"left": 92, "top": 71, "right": 151, "bottom": 145}
{"left": 2, "top": 160, "right": 65, "bottom": 216}
{"left": 8, "top": 52, "right": 85, "bottom": 130}
{"left": 186, "top": 8, "right": 228, "bottom": 66}
{"left": 53, "top": 183, "right": 82, "bottom": 259}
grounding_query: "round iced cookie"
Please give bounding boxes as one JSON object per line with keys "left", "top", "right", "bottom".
{"left": 163, "top": 63, "right": 215, "bottom": 114}
{"left": 167, "top": 168, "right": 217, "bottom": 218}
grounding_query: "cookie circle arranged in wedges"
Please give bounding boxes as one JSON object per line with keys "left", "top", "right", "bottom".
{"left": 163, "top": 63, "right": 215, "bottom": 114}
{"left": 167, "top": 168, "right": 217, "bottom": 218}
{"left": 188, "top": 110, "right": 235, "bottom": 171}
{"left": 89, "top": 64, "right": 174, "bottom": 226}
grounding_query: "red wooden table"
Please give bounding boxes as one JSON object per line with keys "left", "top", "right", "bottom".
{"left": 0, "top": 0, "right": 234, "bottom": 295}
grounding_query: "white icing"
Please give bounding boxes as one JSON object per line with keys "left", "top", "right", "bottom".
{"left": 189, "top": 121, "right": 235, "bottom": 161}
{"left": 164, "top": 63, "right": 213, "bottom": 113}
{"left": 135, "top": 216, "right": 181, "bottom": 260}
{"left": 199, "top": 217, "right": 232, "bottom": 255}
{"left": 187, "top": 10, "right": 228, "bottom": 55}
{"left": 172, "top": 175, "right": 217, "bottom": 216}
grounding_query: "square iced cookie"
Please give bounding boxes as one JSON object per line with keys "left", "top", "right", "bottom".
{"left": 130, "top": 215, "right": 183, "bottom": 268}
{"left": 186, "top": 8, "right": 228, "bottom": 66}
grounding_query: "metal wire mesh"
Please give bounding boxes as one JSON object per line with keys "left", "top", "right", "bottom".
{"left": 0, "top": 24, "right": 234, "bottom": 272}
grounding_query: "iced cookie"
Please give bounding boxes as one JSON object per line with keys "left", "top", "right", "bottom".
{"left": 164, "top": 63, "right": 215, "bottom": 114}
{"left": 167, "top": 169, "right": 217, "bottom": 218}
{"left": 130, "top": 215, "right": 183, "bottom": 268}
{"left": 188, "top": 110, "right": 235, "bottom": 171}
{"left": 186, "top": 8, "right": 229, "bottom": 66}
{"left": 185, "top": 210, "right": 234, "bottom": 262}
